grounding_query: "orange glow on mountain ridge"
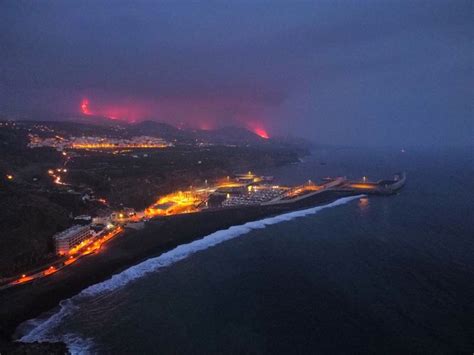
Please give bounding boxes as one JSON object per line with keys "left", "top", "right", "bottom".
{"left": 253, "top": 127, "right": 269, "bottom": 139}
{"left": 81, "top": 99, "right": 91, "bottom": 115}
{"left": 79, "top": 98, "right": 270, "bottom": 138}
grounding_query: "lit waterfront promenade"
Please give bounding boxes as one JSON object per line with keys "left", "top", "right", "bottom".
{"left": 0, "top": 172, "right": 405, "bottom": 290}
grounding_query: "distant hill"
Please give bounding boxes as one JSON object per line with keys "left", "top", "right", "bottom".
{"left": 68, "top": 114, "right": 130, "bottom": 128}
{"left": 59, "top": 115, "right": 267, "bottom": 144}
{"left": 129, "top": 121, "right": 185, "bottom": 140}
{"left": 3, "top": 112, "right": 313, "bottom": 149}
{"left": 195, "top": 126, "right": 267, "bottom": 145}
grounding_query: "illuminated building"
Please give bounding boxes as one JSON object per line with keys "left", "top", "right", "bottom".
{"left": 53, "top": 225, "right": 92, "bottom": 255}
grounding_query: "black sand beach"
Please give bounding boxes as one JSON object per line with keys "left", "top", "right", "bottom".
{"left": 0, "top": 190, "right": 355, "bottom": 351}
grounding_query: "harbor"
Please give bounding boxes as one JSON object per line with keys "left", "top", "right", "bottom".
{"left": 0, "top": 171, "right": 406, "bottom": 290}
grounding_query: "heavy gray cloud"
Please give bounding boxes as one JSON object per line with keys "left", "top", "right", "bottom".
{"left": 0, "top": 0, "right": 472, "bottom": 146}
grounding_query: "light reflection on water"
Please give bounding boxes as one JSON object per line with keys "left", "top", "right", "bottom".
{"left": 358, "top": 196, "right": 369, "bottom": 213}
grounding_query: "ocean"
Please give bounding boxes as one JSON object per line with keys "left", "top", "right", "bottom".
{"left": 17, "top": 147, "right": 474, "bottom": 354}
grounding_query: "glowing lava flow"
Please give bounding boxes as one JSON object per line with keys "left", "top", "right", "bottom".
{"left": 81, "top": 98, "right": 91, "bottom": 115}
{"left": 246, "top": 121, "right": 270, "bottom": 139}
{"left": 253, "top": 127, "right": 269, "bottom": 139}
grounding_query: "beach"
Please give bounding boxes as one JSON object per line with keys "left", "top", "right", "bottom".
{"left": 0, "top": 190, "right": 354, "bottom": 350}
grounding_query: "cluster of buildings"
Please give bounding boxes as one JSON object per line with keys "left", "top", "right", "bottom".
{"left": 145, "top": 173, "right": 282, "bottom": 216}
{"left": 54, "top": 207, "right": 139, "bottom": 255}
{"left": 53, "top": 218, "right": 128, "bottom": 256}
{"left": 221, "top": 185, "right": 286, "bottom": 207}
{"left": 144, "top": 172, "right": 324, "bottom": 213}
{"left": 50, "top": 173, "right": 344, "bottom": 256}
{"left": 70, "top": 136, "right": 172, "bottom": 149}
{"left": 28, "top": 134, "right": 69, "bottom": 150}
{"left": 28, "top": 134, "right": 172, "bottom": 150}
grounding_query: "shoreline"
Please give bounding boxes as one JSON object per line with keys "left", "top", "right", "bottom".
{"left": 0, "top": 190, "right": 359, "bottom": 351}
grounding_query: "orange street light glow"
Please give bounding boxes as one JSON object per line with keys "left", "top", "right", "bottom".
{"left": 71, "top": 143, "right": 168, "bottom": 149}
{"left": 350, "top": 184, "right": 375, "bottom": 189}
{"left": 43, "top": 266, "right": 57, "bottom": 276}
{"left": 17, "top": 275, "right": 33, "bottom": 284}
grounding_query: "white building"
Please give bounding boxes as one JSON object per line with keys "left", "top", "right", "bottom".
{"left": 53, "top": 225, "right": 92, "bottom": 255}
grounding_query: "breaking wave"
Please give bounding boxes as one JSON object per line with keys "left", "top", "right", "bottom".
{"left": 18, "top": 195, "right": 363, "bottom": 352}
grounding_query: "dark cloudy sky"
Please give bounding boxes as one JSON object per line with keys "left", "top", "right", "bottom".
{"left": 1, "top": 0, "right": 472, "bottom": 146}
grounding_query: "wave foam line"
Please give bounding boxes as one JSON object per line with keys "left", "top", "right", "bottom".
{"left": 18, "top": 195, "right": 363, "bottom": 349}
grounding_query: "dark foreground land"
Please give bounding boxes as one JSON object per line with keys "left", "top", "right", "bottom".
{"left": 0, "top": 190, "right": 354, "bottom": 352}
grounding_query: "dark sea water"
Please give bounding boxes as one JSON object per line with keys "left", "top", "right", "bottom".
{"left": 18, "top": 147, "right": 474, "bottom": 354}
